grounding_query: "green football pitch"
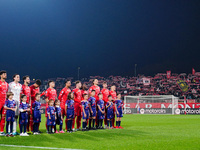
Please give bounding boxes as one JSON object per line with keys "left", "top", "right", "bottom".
{"left": 0, "top": 114, "right": 199, "bottom": 150}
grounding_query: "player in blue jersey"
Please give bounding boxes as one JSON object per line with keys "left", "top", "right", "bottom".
{"left": 32, "top": 93, "right": 41, "bottom": 134}
{"left": 88, "top": 90, "right": 96, "bottom": 130}
{"left": 55, "top": 100, "right": 64, "bottom": 133}
{"left": 115, "top": 93, "right": 124, "bottom": 129}
{"left": 19, "top": 94, "right": 30, "bottom": 136}
{"left": 4, "top": 92, "right": 16, "bottom": 137}
{"left": 65, "top": 92, "right": 75, "bottom": 133}
{"left": 97, "top": 93, "right": 105, "bottom": 129}
{"left": 81, "top": 94, "right": 89, "bottom": 131}
{"left": 106, "top": 95, "right": 114, "bottom": 129}
{"left": 47, "top": 99, "right": 56, "bottom": 134}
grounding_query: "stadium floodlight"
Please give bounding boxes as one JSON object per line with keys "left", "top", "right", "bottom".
{"left": 124, "top": 95, "right": 179, "bottom": 115}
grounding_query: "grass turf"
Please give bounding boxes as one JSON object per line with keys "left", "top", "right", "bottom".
{"left": 0, "top": 114, "right": 199, "bottom": 150}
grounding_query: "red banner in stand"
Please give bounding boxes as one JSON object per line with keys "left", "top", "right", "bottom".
{"left": 192, "top": 68, "right": 195, "bottom": 75}
{"left": 166, "top": 71, "right": 171, "bottom": 79}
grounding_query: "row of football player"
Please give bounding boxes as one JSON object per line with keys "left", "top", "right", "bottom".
{"left": 0, "top": 70, "right": 121, "bottom": 136}
{"left": 4, "top": 89, "right": 123, "bottom": 136}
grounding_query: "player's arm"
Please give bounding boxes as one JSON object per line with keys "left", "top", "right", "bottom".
{"left": 29, "top": 96, "right": 31, "bottom": 107}
{"left": 58, "top": 89, "right": 64, "bottom": 100}
{"left": 106, "top": 102, "right": 110, "bottom": 109}
{"left": 55, "top": 112, "right": 57, "bottom": 120}
{"left": 45, "top": 91, "right": 49, "bottom": 104}
{"left": 82, "top": 104, "right": 86, "bottom": 117}
{"left": 115, "top": 102, "right": 119, "bottom": 115}
{"left": 88, "top": 98, "right": 93, "bottom": 114}
{"left": 47, "top": 107, "right": 51, "bottom": 119}
{"left": 19, "top": 104, "right": 25, "bottom": 112}
{"left": 97, "top": 104, "right": 103, "bottom": 113}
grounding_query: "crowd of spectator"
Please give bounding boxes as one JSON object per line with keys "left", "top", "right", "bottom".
{"left": 36, "top": 72, "right": 200, "bottom": 103}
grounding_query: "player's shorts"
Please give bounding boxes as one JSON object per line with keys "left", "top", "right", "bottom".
{"left": 116, "top": 109, "right": 123, "bottom": 118}
{"left": 6, "top": 110, "right": 15, "bottom": 122}
{"left": 90, "top": 108, "right": 96, "bottom": 117}
{"left": 97, "top": 110, "right": 105, "bottom": 120}
{"left": 82, "top": 110, "right": 89, "bottom": 120}
{"left": 47, "top": 115, "right": 56, "bottom": 126}
{"left": 67, "top": 109, "right": 74, "bottom": 119}
{"left": 19, "top": 112, "right": 28, "bottom": 125}
{"left": 56, "top": 117, "right": 63, "bottom": 125}
{"left": 74, "top": 103, "right": 82, "bottom": 116}
{"left": 107, "top": 110, "right": 114, "bottom": 119}
{"left": 33, "top": 110, "right": 41, "bottom": 123}
{"left": 14, "top": 100, "right": 20, "bottom": 116}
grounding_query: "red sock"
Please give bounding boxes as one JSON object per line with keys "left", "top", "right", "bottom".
{"left": 46, "top": 119, "right": 47, "bottom": 130}
{"left": 72, "top": 117, "right": 75, "bottom": 129}
{"left": 0, "top": 116, "right": 5, "bottom": 132}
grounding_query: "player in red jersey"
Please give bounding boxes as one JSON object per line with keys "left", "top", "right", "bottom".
{"left": 81, "top": 83, "right": 88, "bottom": 100}
{"left": 21, "top": 75, "right": 31, "bottom": 132}
{"left": 109, "top": 84, "right": 117, "bottom": 128}
{"left": 58, "top": 80, "right": 71, "bottom": 131}
{"left": 72, "top": 81, "right": 82, "bottom": 131}
{"left": 30, "top": 79, "right": 41, "bottom": 132}
{"left": 0, "top": 71, "right": 8, "bottom": 136}
{"left": 45, "top": 80, "right": 57, "bottom": 131}
{"left": 89, "top": 79, "right": 100, "bottom": 101}
{"left": 101, "top": 81, "right": 110, "bottom": 127}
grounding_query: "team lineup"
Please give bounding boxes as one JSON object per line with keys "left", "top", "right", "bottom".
{"left": 0, "top": 70, "right": 124, "bottom": 137}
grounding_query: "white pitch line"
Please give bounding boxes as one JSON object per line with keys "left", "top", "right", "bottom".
{"left": 0, "top": 144, "right": 84, "bottom": 150}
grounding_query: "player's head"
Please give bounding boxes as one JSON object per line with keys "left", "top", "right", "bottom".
{"left": 65, "top": 80, "right": 71, "bottom": 88}
{"left": 111, "top": 84, "right": 116, "bottom": 91}
{"left": 13, "top": 74, "right": 20, "bottom": 82}
{"left": 48, "top": 99, "right": 54, "bottom": 106}
{"left": 48, "top": 80, "right": 55, "bottom": 88}
{"left": 35, "top": 93, "right": 40, "bottom": 101}
{"left": 98, "top": 93, "right": 103, "bottom": 99}
{"left": 67, "top": 92, "right": 74, "bottom": 100}
{"left": 55, "top": 99, "right": 60, "bottom": 106}
{"left": 81, "top": 83, "right": 87, "bottom": 91}
{"left": 35, "top": 79, "right": 41, "bottom": 88}
{"left": 103, "top": 81, "right": 107, "bottom": 88}
{"left": 23, "top": 75, "right": 30, "bottom": 85}
{"left": 75, "top": 80, "right": 82, "bottom": 89}
{"left": 21, "top": 94, "right": 27, "bottom": 102}
{"left": 0, "top": 70, "right": 7, "bottom": 80}
{"left": 91, "top": 90, "right": 96, "bottom": 97}
{"left": 7, "top": 92, "right": 14, "bottom": 100}
{"left": 83, "top": 94, "right": 88, "bottom": 100}
{"left": 117, "top": 93, "right": 121, "bottom": 99}
{"left": 108, "top": 95, "right": 112, "bottom": 101}
{"left": 93, "top": 79, "right": 98, "bottom": 85}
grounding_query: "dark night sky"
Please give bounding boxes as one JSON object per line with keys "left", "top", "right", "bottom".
{"left": 0, "top": 0, "right": 200, "bottom": 80}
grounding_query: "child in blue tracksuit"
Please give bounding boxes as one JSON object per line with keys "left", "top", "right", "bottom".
{"left": 65, "top": 92, "right": 74, "bottom": 133}
{"left": 97, "top": 93, "right": 105, "bottom": 129}
{"left": 32, "top": 93, "right": 41, "bottom": 134}
{"left": 19, "top": 94, "right": 30, "bottom": 136}
{"left": 88, "top": 90, "right": 96, "bottom": 129}
{"left": 47, "top": 99, "right": 56, "bottom": 134}
{"left": 115, "top": 93, "right": 124, "bottom": 129}
{"left": 106, "top": 95, "right": 114, "bottom": 129}
{"left": 4, "top": 92, "right": 16, "bottom": 137}
{"left": 81, "top": 94, "right": 89, "bottom": 131}
{"left": 55, "top": 100, "right": 64, "bottom": 133}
